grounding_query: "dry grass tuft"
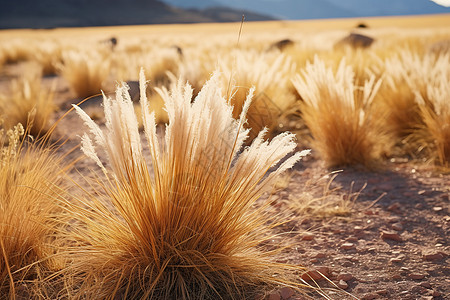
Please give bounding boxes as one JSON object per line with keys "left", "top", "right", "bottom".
{"left": 65, "top": 69, "right": 310, "bottom": 299}
{"left": 292, "top": 56, "right": 390, "bottom": 169}
{"left": 415, "top": 62, "right": 450, "bottom": 168}
{"left": 0, "top": 121, "right": 66, "bottom": 298}
{"left": 58, "top": 49, "right": 111, "bottom": 99}
{"left": 289, "top": 172, "right": 364, "bottom": 218}
{"left": 219, "top": 51, "right": 297, "bottom": 139}
{"left": 0, "top": 63, "right": 56, "bottom": 138}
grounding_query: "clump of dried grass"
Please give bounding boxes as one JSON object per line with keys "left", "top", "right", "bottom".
{"left": 415, "top": 62, "right": 450, "bottom": 168}
{"left": 289, "top": 172, "right": 363, "bottom": 218}
{"left": 0, "top": 121, "right": 66, "bottom": 298}
{"left": 0, "top": 63, "right": 56, "bottom": 138}
{"left": 219, "top": 51, "right": 297, "bottom": 139}
{"left": 66, "top": 69, "right": 310, "bottom": 299}
{"left": 292, "top": 56, "right": 390, "bottom": 168}
{"left": 380, "top": 50, "right": 447, "bottom": 141}
{"left": 58, "top": 49, "right": 111, "bottom": 99}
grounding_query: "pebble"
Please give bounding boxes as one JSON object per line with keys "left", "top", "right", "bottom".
{"left": 420, "top": 282, "right": 432, "bottom": 289}
{"left": 391, "top": 222, "right": 403, "bottom": 231}
{"left": 422, "top": 251, "right": 445, "bottom": 261}
{"left": 341, "top": 242, "right": 355, "bottom": 250}
{"left": 300, "top": 266, "right": 330, "bottom": 281}
{"left": 432, "top": 206, "right": 443, "bottom": 212}
{"left": 408, "top": 273, "right": 426, "bottom": 280}
{"left": 337, "top": 273, "right": 354, "bottom": 281}
{"left": 390, "top": 255, "right": 404, "bottom": 263}
{"left": 267, "top": 291, "right": 280, "bottom": 300}
{"left": 314, "top": 253, "right": 326, "bottom": 258}
{"left": 387, "top": 202, "right": 401, "bottom": 212}
{"left": 337, "top": 279, "right": 348, "bottom": 289}
{"left": 301, "top": 232, "right": 314, "bottom": 241}
{"left": 279, "top": 287, "right": 294, "bottom": 299}
{"left": 361, "top": 292, "right": 378, "bottom": 300}
{"left": 380, "top": 230, "right": 403, "bottom": 242}
{"left": 432, "top": 290, "right": 441, "bottom": 297}
{"left": 347, "top": 237, "right": 358, "bottom": 242}
{"left": 376, "top": 289, "right": 388, "bottom": 296}
{"left": 392, "top": 274, "right": 402, "bottom": 280}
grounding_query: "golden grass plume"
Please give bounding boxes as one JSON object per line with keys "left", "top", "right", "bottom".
{"left": 66, "top": 69, "right": 310, "bottom": 299}
{"left": 292, "top": 56, "right": 390, "bottom": 168}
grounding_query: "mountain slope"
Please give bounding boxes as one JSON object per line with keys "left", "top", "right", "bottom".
{"left": 166, "top": 0, "right": 450, "bottom": 19}
{"left": 0, "top": 0, "right": 273, "bottom": 29}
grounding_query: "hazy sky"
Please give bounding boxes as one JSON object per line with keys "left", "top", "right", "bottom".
{"left": 430, "top": 0, "right": 450, "bottom": 6}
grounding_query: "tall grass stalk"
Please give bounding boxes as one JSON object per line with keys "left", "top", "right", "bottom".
{"left": 67, "top": 69, "right": 309, "bottom": 299}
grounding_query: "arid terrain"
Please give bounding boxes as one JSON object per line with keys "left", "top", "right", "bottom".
{"left": 0, "top": 14, "right": 449, "bottom": 299}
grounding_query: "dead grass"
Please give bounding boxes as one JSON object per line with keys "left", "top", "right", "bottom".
{"left": 0, "top": 121, "right": 67, "bottom": 298}
{"left": 0, "top": 62, "right": 56, "bottom": 138}
{"left": 62, "top": 70, "right": 310, "bottom": 299}
{"left": 58, "top": 49, "right": 111, "bottom": 99}
{"left": 415, "top": 61, "right": 450, "bottom": 168}
{"left": 292, "top": 56, "right": 391, "bottom": 169}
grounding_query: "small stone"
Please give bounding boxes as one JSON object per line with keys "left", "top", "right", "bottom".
{"left": 347, "top": 237, "right": 358, "bottom": 242}
{"left": 432, "top": 206, "right": 443, "bottom": 212}
{"left": 337, "top": 279, "right": 348, "bottom": 289}
{"left": 337, "top": 273, "right": 354, "bottom": 281}
{"left": 301, "top": 232, "right": 314, "bottom": 241}
{"left": 392, "top": 274, "right": 402, "bottom": 280}
{"left": 408, "top": 273, "right": 425, "bottom": 280}
{"left": 381, "top": 230, "right": 403, "bottom": 242}
{"left": 341, "top": 242, "right": 355, "bottom": 250}
{"left": 387, "top": 202, "right": 401, "bottom": 212}
{"left": 376, "top": 289, "right": 388, "bottom": 295}
{"left": 361, "top": 292, "right": 378, "bottom": 300}
{"left": 354, "top": 225, "right": 363, "bottom": 231}
{"left": 342, "top": 261, "right": 353, "bottom": 267}
{"left": 267, "top": 291, "right": 280, "bottom": 300}
{"left": 300, "top": 267, "right": 330, "bottom": 281}
{"left": 391, "top": 223, "right": 403, "bottom": 231}
{"left": 314, "top": 253, "right": 326, "bottom": 258}
{"left": 432, "top": 290, "right": 441, "bottom": 297}
{"left": 423, "top": 251, "right": 445, "bottom": 261}
{"left": 279, "top": 287, "right": 294, "bottom": 299}
{"left": 411, "top": 285, "right": 427, "bottom": 293}
{"left": 415, "top": 203, "right": 424, "bottom": 209}
{"left": 390, "top": 256, "right": 404, "bottom": 263}
{"left": 420, "top": 282, "right": 432, "bottom": 289}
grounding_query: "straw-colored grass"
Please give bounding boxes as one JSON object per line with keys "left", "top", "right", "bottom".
{"left": 64, "top": 69, "right": 309, "bottom": 299}
{"left": 292, "top": 56, "right": 390, "bottom": 168}
{"left": 219, "top": 51, "right": 297, "bottom": 139}
{"left": 58, "top": 49, "right": 111, "bottom": 99}
{"left": 380, "top": 50, "right": 448, "bottom": 139}
{"left": 0, "top": 63, "right": 56, "bottom": 138}
{"left": 0, "top": 121, "right": 66, "bottom": 298}
{"left": 415, "top": 64, "right": 450, "bottom": 168}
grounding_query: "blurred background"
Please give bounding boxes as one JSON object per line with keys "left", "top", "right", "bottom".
{"left": 1, "top": 0, "right": 449, "bottom": 29}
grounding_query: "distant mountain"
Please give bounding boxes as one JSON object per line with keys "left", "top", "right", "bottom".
{"left": 0, "top": 0, "right": 273, "bottom": 29}
{"left": 162, "top": 0, "right": 450, "bottom": 19}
